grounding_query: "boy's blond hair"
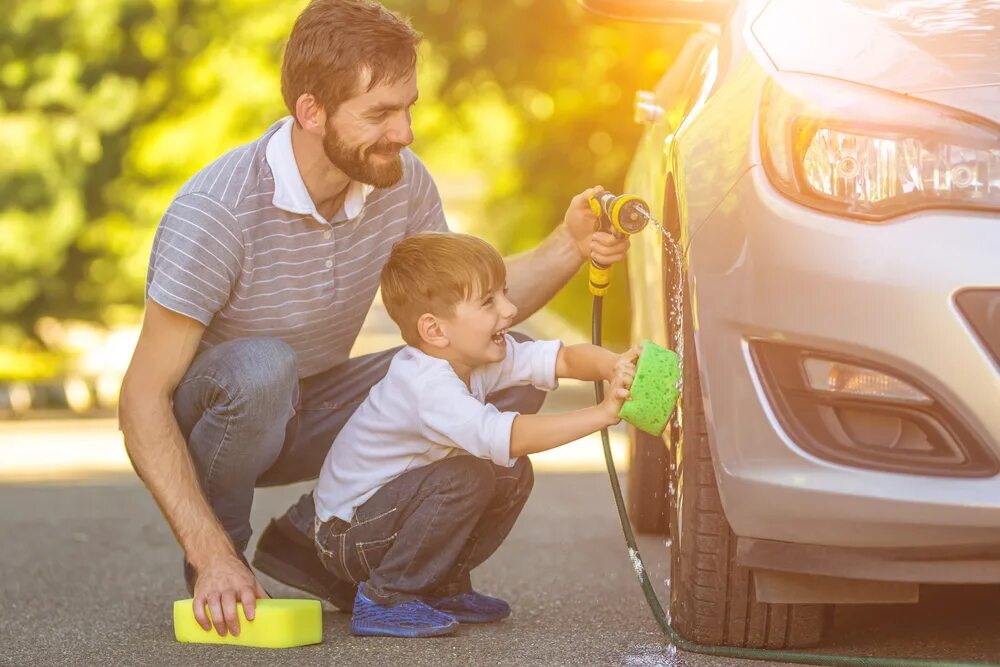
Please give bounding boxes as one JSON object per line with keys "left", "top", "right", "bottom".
{"left": 381, "top": 232, "right": 506, "bottom": 346}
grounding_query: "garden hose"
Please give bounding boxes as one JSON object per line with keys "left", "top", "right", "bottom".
{"left": 591, "top": 294, "right": 997, "bottom": 667}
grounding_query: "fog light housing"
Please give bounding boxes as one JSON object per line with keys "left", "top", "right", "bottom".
{"left": 750, "top": 341, "right": 998, "bottom": 477}
{"left": 801, "top": 357, "right": 931, "bottom": 404}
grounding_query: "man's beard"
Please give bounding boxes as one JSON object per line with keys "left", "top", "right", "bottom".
{"left": 322, "top": 122, "right": 404, "bottom": 188}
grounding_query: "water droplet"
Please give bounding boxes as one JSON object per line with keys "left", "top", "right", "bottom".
{"left": 664, "top": 537, "right": 673, "bottom": 548}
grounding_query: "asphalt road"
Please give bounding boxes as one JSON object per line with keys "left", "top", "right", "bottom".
{"left": 3, "top": 466, "right": 1000, "bottom": 667}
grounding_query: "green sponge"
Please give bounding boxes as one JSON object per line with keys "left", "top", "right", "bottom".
{"left": 173, "top": 598, "right": 322, "bottom": 648}
{"left": 618, "top": 339, "right": 680, "bottom": 437}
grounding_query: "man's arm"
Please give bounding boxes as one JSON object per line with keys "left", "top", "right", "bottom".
{"left": 505, "top": 186, "right": 630, "bottom": 324}
{"left": 119, "top": 301, "right": 265, "bottom": 637}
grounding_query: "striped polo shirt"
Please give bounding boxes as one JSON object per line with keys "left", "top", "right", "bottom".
{"left": 145, "top": 117, "right": 448, "bottom": 378}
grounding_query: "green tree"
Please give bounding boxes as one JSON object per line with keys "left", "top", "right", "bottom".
{"left": 1, "top": 0, "right": 688, "bottom": 373}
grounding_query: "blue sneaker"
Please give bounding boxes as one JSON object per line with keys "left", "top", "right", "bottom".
{"left": 426, "top": 590, "right": 511, "bottom": 623}
{"left": 351, "top": 587, "right": 458, "bottom": 638}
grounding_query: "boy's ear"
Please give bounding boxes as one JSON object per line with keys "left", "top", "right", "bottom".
{"left": 416, "top": 313, "right": 449, "bottom": 349}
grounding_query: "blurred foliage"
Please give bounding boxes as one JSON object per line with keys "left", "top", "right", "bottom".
{"left": 0, "top": 0, "right": 690, "bottom": 376}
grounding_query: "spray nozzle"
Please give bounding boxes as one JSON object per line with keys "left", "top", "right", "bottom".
{"left": 587, "top": 192, "right": 653, "bottom": 296}
{"left": 589, "top": 192, "right": 652, "bottom": 237}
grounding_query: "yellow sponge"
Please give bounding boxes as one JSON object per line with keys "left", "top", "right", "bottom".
{"left": 173, "top": 598, "right": 322, "bottom": 648}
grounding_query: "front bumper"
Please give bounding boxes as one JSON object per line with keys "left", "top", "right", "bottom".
{"left": 687, "top": 165, "right": 1000, "bottom": 558}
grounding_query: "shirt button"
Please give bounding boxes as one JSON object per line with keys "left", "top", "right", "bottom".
{"left": 323, "top": 230, "right": 332, "bottom": 239}
{"left": 325, "top": 259, "right": 333, "bottom": 268}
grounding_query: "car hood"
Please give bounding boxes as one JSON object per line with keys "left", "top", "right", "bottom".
{"left": 751, "top": 0, "right": 1000, "bottom": 120}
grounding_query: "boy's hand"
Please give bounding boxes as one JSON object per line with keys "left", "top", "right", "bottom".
{"left": 600, "top": 348, "right": 639, "bottom": 425}
{"left": 562, "top": 185, "right": 631, "bottom": 265}
{"left": 608, "top": 346, "right": 640, "bottom": 383}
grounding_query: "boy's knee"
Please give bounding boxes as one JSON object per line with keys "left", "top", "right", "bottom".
{"left": 510, "top": 456, "right": 534, "bottom": 498}
{"left": 436, "top": 456, "right": 496, "bottom": 501}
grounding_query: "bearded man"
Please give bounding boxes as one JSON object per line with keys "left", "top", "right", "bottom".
{"left": 119, "top": 0, "right": 627, "bottom": 637}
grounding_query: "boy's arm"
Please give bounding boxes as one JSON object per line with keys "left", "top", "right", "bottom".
{"left": 555, "top": 343, "right": 616, "bottom": 382}
{"left": 509, "top": 355, "right": 635, "bottom": 458}
{"left": 509, "top": 405, "right": 618, "bottom": 458}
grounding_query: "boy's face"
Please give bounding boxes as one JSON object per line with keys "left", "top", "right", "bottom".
{"left": 441, "top": 283, "right": 518, "bottom": 368}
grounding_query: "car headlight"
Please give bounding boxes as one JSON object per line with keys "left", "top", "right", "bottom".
{"left": 760, "top": 73, "right": 1000, "bottom": 221}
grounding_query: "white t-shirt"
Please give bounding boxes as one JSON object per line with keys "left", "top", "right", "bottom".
{"left": 313, "top": 335, "right": 562, "bottom": 523}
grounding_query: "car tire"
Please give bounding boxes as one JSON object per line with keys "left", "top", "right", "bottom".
{"left": 627, "top": 424, "right": 672, "bottom": 534}
{"left": 668, "top": 286, "right": 833, "bottom": 648}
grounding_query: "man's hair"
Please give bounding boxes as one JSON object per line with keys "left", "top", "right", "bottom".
{"left": 381, "top": 232, "right": 507, "bottom": 346}
{"left": 281, "top": 0, "right": 421, "bottom": 117}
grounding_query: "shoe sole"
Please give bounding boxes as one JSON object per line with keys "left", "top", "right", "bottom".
{"left": 440, "top": 612, "right": 510, "bottom": 624}
{"left": 252, "top": 550, "right": 354, "bottom": 611}
{"left": 351, "top": 620, "right": 458, "bottom": 638}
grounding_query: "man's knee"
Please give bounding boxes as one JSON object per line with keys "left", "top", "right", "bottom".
{"left": 222, "top": 337, "right": 298, "bottom": 403}
{"left": 181, "top": 337, "right": 298, "bottom": 412}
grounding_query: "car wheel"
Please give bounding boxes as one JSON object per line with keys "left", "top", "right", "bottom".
{"left": 627, "top": 424, "right": 672, "bottom": 534}
{"left": 668, "top": 285, "right": 833, "bottom": 648}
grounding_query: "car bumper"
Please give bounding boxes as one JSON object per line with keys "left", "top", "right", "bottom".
{"left": 687, "top": 165, "right": 1000, "bottom": 554}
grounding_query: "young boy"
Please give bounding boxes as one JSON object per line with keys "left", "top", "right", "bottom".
{"left": 312, "top": 232, "right": 636, "bottom": 638}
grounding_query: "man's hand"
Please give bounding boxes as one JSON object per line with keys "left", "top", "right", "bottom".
{"left": 191, "top": 553, "right": 269, "bottom": 636}
{"left": 600, "top": 347, "right": 639, "bottom": 424}
{"left": 561, "top": 185, "right": 631, "bottom": 266}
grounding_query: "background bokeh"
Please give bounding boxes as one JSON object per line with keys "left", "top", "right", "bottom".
{"left": 0, "top": 0, "right": 691, "bottom": 404}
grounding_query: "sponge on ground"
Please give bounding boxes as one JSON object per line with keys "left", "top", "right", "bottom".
{"left": 173, "top": 598, "right": 322, "bottom": 648}
{"left": 618, "top": 339, "right": 680, "bottom": 437}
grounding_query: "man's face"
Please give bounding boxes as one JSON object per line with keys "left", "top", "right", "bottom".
{"left": 322, "top": 71, "right": 418, "bottom": 188}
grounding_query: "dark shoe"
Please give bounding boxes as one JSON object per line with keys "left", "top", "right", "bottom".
{"left": 351, "top": 588, "right": 458, "bottom": 638}
{"left": 251, "top": 517, "right": 358, "bottom": 611}
{"left": 426, "top": 590, "right": 511, "bottom": 623}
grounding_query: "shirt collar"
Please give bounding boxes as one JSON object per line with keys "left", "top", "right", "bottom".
{"left": 265, "top": 116, "right": 374, "bottom": 225}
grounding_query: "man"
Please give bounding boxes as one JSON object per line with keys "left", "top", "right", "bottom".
{"left": 119, "top": 0, "right": 628, "bottom": 637}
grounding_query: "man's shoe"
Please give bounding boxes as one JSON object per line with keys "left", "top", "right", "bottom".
{"left": 251, "top": 518, "right": 357, "bottom": 611}
{"left": 351, "top": 588, "right": 458, "bottom": 638}
{"left": 426, "top": 590, "right": 511, "bottom": 623}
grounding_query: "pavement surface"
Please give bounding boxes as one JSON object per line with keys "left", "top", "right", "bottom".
{"left": 3, "top": 306, "right": 1000, "bottom": 665}
{"left": 3, "top": 453, "right": 1000, "bottom": 666}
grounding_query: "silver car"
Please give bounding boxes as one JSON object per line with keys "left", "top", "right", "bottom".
{"left": 585, "top": 0, "right": 1000, "bottom": 648}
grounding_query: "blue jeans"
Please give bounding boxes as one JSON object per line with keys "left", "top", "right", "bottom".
{"left": 316, "top": 455, "right": 534, "bottom": 605}
{"left": 172, "top": 335, "right": 546, "bottom": 553}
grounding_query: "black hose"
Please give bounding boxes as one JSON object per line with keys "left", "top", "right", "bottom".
{"left": 592, "top": 294, "right": 997, "bottom": 667}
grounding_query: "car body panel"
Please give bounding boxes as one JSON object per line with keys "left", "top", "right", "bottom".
{"left": 689, "top": 165, "right": 1000, "bottom": 548}
{"left": 752, "top": 0, "right": 1000, "bottom": 96}
{"left": 623, "top": 0, "right": 1000, "bottom": 558}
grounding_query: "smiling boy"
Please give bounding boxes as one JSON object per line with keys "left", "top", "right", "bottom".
{"left": 312, "top": 232, "right": 637, "bottom": 637}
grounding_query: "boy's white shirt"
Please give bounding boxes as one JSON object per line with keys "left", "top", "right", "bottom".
{"left": 314, "top": 335, "right": 562, "bottom": 523}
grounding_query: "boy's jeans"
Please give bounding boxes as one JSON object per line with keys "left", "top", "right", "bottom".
{"left": 314, "top": 455, "right": 534, "bottom": 606}
{"left": 171, "top": 335, "right": 545, "bottom": 554}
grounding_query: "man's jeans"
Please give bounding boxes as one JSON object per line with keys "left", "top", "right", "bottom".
{"left": 172, "top": 335, "right": 545, "bottom": 553}
{"left": 315, "top": 455, "right": 534, "bottom": 605}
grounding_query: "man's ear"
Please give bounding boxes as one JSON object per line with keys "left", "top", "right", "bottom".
{"left": 294, "top": 93, "right": 326, "bottom": 135}
{"left": 417, "top": 313, "right": 449, "bottom": 349}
